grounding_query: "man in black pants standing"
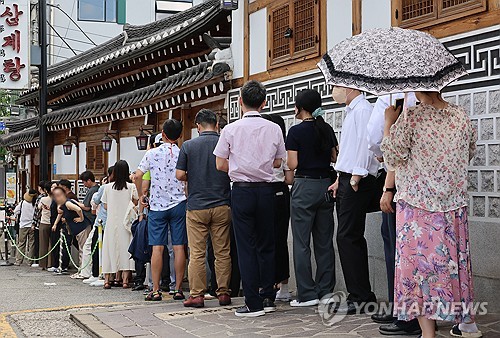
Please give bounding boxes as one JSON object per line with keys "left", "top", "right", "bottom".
{"left": 214, "top": 80, "right": 286, "bottom": 317}
{"left": 329, "top": 86, "right": 380, "bottom": 314}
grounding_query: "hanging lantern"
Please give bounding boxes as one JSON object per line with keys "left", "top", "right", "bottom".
{"left": 62, "top": 139, "right": 73, "bottom": 156}
{"left": 136, "top": 129, "right": 149, "bottom": 151}
{"left": 101, "top": 133, "right": 113, "bottom": 153}
{"left": 221, "top": 0, "right": 238, "bottom": 10}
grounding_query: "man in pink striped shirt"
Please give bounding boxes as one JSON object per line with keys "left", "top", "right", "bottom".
{"left": 214, "top": 80, "right": 286, "bottom": 318}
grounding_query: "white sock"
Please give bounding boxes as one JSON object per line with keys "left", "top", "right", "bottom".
{"left": 459, "top": 322, "right": 479, "bottom": 333}
{"left": 280, "top": 283, "right": 289, "bottom": 293}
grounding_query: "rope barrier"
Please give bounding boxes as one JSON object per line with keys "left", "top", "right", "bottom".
{"left": 5, "top": 228, "right": 61, "bottom": 261}
{"left": 61, "top": 231, "right": 99, "bottom": 272}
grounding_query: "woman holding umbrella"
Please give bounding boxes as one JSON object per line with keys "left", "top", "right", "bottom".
{"left": 318, "top": 27, "right": 480, "bottom": 338}
{"left": 381, "top": 92, "right": 480, "bottom": 338}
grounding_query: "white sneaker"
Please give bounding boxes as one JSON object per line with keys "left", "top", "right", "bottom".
{"left": 90, "top": 279, "right": 105, "bottom": 287}
{"left": 47, "top": 267, "right": 58, "bottom": 272}
{"left": 31, "top": 263, "right": 40, "bottom": 268}
{"left": 70, "top": 273, "right": 86, "bottom": 279}
{"left": 275, "top": 289, "right": 292, "bottom": 302}
{"left": 83, "top": 276, "right": 99, "bottom": 284}
{"left": 290, "top": 299, "right": 319, "bottom": 307}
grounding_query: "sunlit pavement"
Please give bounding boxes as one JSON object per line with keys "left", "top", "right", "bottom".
{"left": 1, "top": 265, "right": 500, "bottom": 337}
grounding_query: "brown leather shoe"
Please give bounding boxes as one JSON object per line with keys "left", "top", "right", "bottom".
{"left": 218, "top": 294, "right": 232, "bottom": 306}
{"left": 183, "top": 296, "right": 204, "bottom": 308}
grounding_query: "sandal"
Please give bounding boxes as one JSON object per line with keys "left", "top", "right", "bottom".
{"left": 145, "top": 290, "right": 162, "bottom": 301}
{"left": 112, "top": 280, "right": 123, "bottom": 287}
{"left": 123, "top": 283, "right": 131, "bottom": 289}
{"left": 173, "top": 290, "right": 185, "bottom": 300}
{"left": 104, "top": 282, "right": 112, "bottom": 289}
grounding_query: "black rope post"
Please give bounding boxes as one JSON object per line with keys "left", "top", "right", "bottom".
{"left": 0, "top": 221, "right": 13, "bottom": 266}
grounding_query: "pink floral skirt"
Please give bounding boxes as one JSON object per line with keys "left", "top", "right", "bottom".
{"left": 394, "top": 200, "right": 475, "bottom": 322}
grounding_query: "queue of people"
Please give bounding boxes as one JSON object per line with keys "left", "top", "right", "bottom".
{"left": 5, "top": 79, "right": 480, "bottom": 338}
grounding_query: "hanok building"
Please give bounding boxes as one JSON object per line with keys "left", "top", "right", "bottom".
{"left": 226, "top": 0, "right": 500, "bottom": 309}
{"left": 4, "top": 0, "right": 232, "bottom": 198}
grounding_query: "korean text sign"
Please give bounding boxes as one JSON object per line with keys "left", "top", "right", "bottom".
{"left": 0, "top": 0, "right": 29, "bottom": 89}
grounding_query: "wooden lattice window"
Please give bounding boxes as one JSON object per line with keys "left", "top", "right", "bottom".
{"left": 86, "top": 142, "right": 105, "bottom": 172}
{"left": 393, "top": 0, "right": 487, "bottom": 28}
{"left": 268, "top": 0, "right": 320, "bottom": 68}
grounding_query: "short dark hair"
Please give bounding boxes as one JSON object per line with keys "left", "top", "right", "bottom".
{"left": 43, "top": 181, "right": 52, "bottom": 192}
{"left": 163, "top": 119, "right": 183, "bottom": 141}
{"left": 58, "top": 179, "right": 72, "bottom": 190}
{"left": 241, "top": 80, "right": 266, "bottom": 110}
{"left": 107, "top": 166, "right": 114, "bottom": 176}
{"left": 79, "top": 170, "right": 95, "bottom": 182}
{"left": 195, "top": 109, "right": 217, "bottom": 128}
{"left": 149, "top": 133, "right": 159, "bottom": 148}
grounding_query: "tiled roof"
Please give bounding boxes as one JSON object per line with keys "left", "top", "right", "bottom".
{"left": 4, "top": 116, "right": 38, "bottom": 133}
{"left": 42, "top": 61, "right": 231, "bottom": 131}
{"left": 0, "top": 124, "right": 39, "bottom": 149}
{"left": 19, "top": 0, "right": 223, "bottom": 99}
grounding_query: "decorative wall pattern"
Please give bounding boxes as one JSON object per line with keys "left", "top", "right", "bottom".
{"left": 227, "top": 25, "right": 500, "bottom": 221}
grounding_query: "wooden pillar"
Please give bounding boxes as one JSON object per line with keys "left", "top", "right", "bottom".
{"left": 352, "top": 0, "right": 362, "bottom": 36}
{"left": 179, "top": 104, "right": 193, "bottom": 147}
{"left": 243, "top": 0, "right": 250, "bottom": 82}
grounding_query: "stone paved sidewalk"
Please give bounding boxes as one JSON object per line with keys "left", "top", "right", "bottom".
{"left": 71, "top": 298, "right": 500, "bottom": 338}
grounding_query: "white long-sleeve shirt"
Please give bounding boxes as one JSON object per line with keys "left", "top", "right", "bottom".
{"left": 367, "top": 93, "right": 417, "bottom": 158}
{"left": 335, "top": 94, "right": 379, "bottom": 177}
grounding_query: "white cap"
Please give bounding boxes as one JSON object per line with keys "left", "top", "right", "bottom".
{"left": 155, "top": 133, "right": 163, "bottom": 145}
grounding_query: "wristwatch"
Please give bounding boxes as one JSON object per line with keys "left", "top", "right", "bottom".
{"left": 350, "top": 179, "right": 358, "bottom": 187}
{"left": 383, "top": 187, "right": 396, "bottom": 193}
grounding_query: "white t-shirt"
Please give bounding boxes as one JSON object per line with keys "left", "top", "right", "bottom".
{"left": 14, "top": 200, "right": 36, "bottom": 229}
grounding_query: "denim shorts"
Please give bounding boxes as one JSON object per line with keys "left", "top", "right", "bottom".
{"left": 148, "top": 201, "right": 187, "bottom": 246}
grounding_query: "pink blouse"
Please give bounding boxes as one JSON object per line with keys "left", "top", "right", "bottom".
{"left": 381, "top": 103, "right": 477, "bottom": 212}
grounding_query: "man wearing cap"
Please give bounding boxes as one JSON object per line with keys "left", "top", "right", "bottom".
{"left": 214, "top": 80, "right": 286, "bottom": 317}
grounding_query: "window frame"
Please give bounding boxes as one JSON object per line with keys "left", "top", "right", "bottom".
{"left": 77, "top": 0, "right": 118, "bottom": 23}
{"left": 267, "top": 0, "right": 320, "bottom": 70}
{"left": 392, "top": 0, "right": 487, "bottom": 29}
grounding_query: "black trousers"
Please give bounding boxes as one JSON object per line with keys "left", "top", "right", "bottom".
{"left": 336, "top": 174, "right": 378, "bottom": 303}
{"left": 91, "top": 228, "right": 99, "bottom": 277}
{"left": 134, "top": 260, "right": 147, "bottom": 285}
{"left": 161, "top": 248, "right": 171, "bottom": 287}
{"left": 208, "top": 224, "right": 241, "bottom": 297}
{"left": 50, "top": 228, "right": 60, "bottom": 268}
{"left": 61, "top": 232, "right": 78, "bottom": 270}
{"left": 381, "top": 202, "right": 397, "bottom": 304}
{"left": 33, "top": 228, "right": 39, "bottom": 263}
{"left": 273, "top": 182, "right": 290, "bottom": 284}
{"left": 232, "top": 185, "right": 276, "bottom": 310}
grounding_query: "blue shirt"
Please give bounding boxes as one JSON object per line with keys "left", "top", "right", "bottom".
{"left": 92, "top": 185, "right": 107, "bottom": 227}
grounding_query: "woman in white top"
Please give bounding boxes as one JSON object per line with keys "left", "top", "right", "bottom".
{"left": 101, "top": 160, "right": 139, "bottom": 289}
{"left": 13, "top": 190, "right": 38, "bottom": 266}
{"left": 37, "top": 182, "right": 53, "bottom": 270}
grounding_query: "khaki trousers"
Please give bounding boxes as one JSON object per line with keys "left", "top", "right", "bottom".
{"left": 75, "top": 226, "right": 92, "bottom": 268}
{"left": 38, "top": 223, "right": 52, "bottom": 269}
{"left": 187, "top": 205, "right": 231, "bottom": 298}
{"left": 16, "top": 227, "right": 34, "bottom": 265}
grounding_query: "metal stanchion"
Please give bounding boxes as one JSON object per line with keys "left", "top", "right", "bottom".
{"left": 0, "top": 220, "right": 14, "bottom": 266}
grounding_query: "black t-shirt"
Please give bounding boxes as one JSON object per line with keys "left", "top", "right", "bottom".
{"left": 285, "top": 120, "right": 338, "bottom": 177}
{"left": 61, "top": 200, "right": 91, "bottom": 236}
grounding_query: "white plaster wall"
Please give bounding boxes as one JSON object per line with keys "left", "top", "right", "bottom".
{"left": 119, "top": 137, "right": 146, "bottom": 173}
{"left": 126, "top": 1, "right": 156, "bottom": 25}
{"left": 362, "top": 0, "right": 392, "bottom": 31}
{"left": 230, "top": 4, "right": 244, "bottom": 79}
{"left": 78, "top": 141, "right": 87, "bottom": 173}
{"left": 108, "top": 140, "right": 118, "bottom": 167}
{"left": 327, "top": 0, "right": 352, "bottom": 48}
{"left": 249, "top": 9, "right": 267, "bottom": 75}
{"left": 53, "top": 145, "right": 77, "bottom": 175}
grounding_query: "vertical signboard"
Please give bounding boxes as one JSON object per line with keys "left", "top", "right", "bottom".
{"left": 0, "top": 0, "right": 29, "bottom": 89}
{"left": 5, "top": 171, "right": 16, "bottom": 202}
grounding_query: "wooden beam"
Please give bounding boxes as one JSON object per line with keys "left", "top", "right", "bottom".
{"left": 249, "top": 0, "right": 276, "bottom": 14}
{"left": 320, "top": 0, "right": 328, "bottom": 53}
{"left": 352, "top": 0, "right": 362, "bottom": 35}
{"left": 243, "top": 0, "right": 250, "bottom": 82}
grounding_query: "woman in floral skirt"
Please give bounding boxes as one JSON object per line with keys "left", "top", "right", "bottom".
{"left": 381, "top": 91, "right": 481, "bottom": 338}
